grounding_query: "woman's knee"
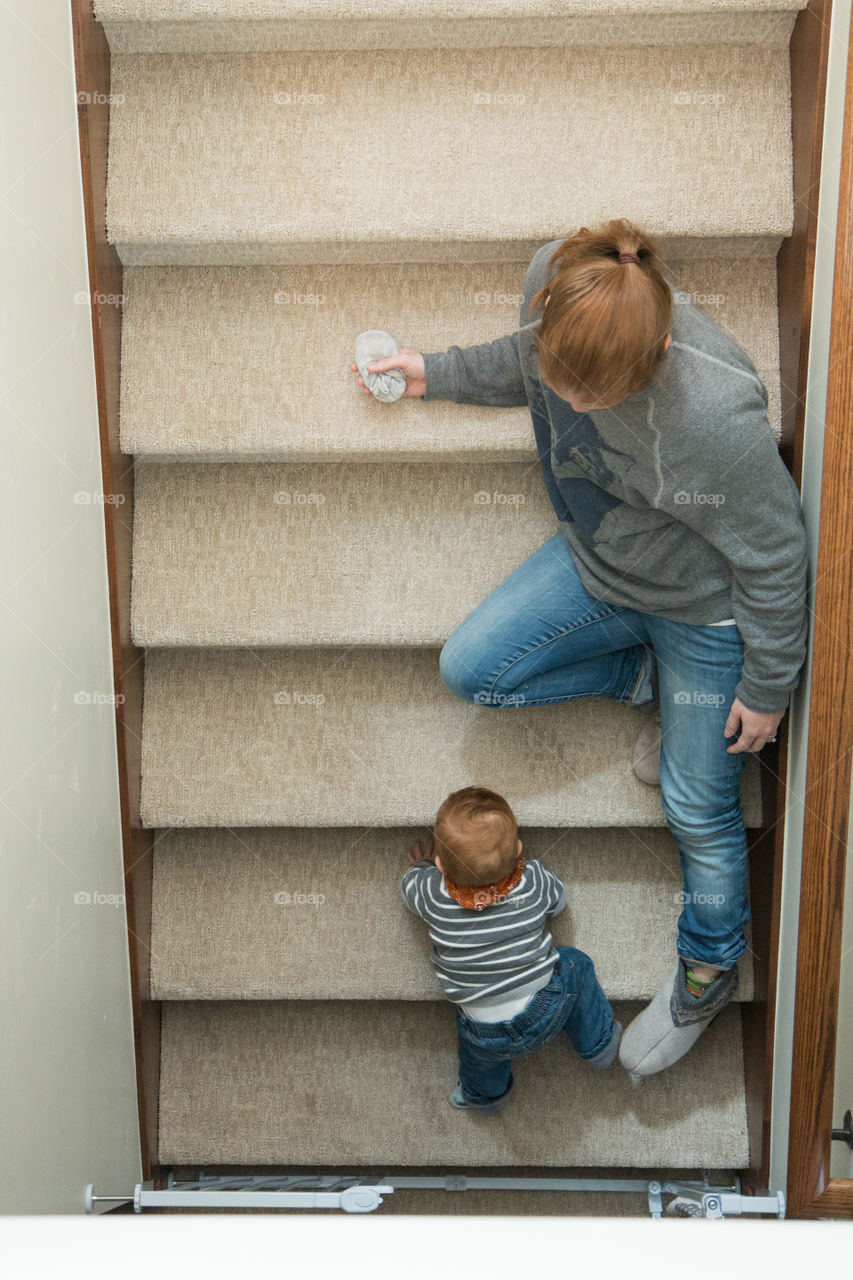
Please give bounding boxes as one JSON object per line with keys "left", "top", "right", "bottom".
{"left": 660, "top": 751, "right": 745, "bottom": 826}
{"left": 660, "top": 787, "right": 745, "bottom": 847}
{"left": 660, "top": 760, "right": 746, "bottom": 872}
{"left": 439, "top": 628, "right": 497, "bottom": 705}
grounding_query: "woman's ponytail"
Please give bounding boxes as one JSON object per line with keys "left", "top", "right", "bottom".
{"left": 529, "top": 217, "right": 673, "bottom": 407}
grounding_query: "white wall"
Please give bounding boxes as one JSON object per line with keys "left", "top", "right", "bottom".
{"left": 0, "top": 0, "right": 141, "bottom": 1213}
{"left": 769, "top": 0, "right": 852, "bottom": 1200}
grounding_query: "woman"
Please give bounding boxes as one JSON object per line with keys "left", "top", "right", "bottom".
{"left": 351, "top": 218, "right": 809, "bottom": 1076}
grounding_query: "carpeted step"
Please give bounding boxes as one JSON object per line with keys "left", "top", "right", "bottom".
{"left": 149, "top": 826, "right": 755, "bottom": 1002}
{"left": 106, "top": 44, "right": 794, "bottom": 265}
{"left": 120, "top": 256, "right": 782, "bottom": 460}
{"left": 157, "top": 999, "right": 749, "bottom": 1166}
{"left": 95, "top": 0, "right": 805, "bottom": 54}
{"left": 140, "top": 646, "right": 765, "bottom": 828}
{"left": 131, "top": 461, "right": 559, "bottom": 646}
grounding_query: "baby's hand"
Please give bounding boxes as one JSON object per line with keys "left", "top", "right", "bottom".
{"left": 407, "top": 836, "right": 436, "bottom": 865}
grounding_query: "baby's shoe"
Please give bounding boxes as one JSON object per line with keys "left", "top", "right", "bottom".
{"left": 619, "top": 958, "right": 738, "bottom": 1079}
{"left": 355, "top": 329, "right": 407, "bottom": 402}
{"left": 449, "top": 1080, "right": 514, "bottom": 1115}
{"left": 583, "top": 1018, "right": 623, "bottom": 1069}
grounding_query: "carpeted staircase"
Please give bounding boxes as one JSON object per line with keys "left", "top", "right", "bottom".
{"left": 95, "top": 0, "right": 806, "bottom": 1187}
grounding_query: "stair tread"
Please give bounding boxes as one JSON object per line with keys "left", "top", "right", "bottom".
{"left": 158, "top": 999, "right": 749, "bottom": 1166}
{"left": 107, "top": 45, "right": 793, "bottom": 263}
{"left": 95, "top": 0, "right": 805, "bottom": 54}
{"left": 150, "top": 826, "right": 755, "bottom": 1002}
{"left": 132, "top": 462, "right": 558, "bottom": 646}
{"left": 141, "top": 647, "right": 764, "bottom": 828}
{"left": 121, "top": 257, "right": 781, "bottom": 460}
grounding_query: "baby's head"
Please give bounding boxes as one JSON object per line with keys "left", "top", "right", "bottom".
{"left": 433, "top": 786, "right": 521, "bottom": 886}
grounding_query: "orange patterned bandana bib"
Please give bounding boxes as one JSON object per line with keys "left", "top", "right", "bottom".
{"left": 443, "top": 854, "right": 526, "bottom": 911}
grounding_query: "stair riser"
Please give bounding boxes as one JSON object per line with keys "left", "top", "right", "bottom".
{"left": 98, "top": 12, "right": 801, "bottom": 54}
{"left": 116, "top": 235, "right": 786, "bottom": 268}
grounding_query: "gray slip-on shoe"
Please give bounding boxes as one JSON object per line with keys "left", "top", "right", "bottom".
{"left": 618, "top": 958, "right": 738, "bottom": 1078}
{"left": 632, "top": 709, "right": 662, "bottom": 786}
{"left": 355, "top": 329, "right": 407, "bottom": 403}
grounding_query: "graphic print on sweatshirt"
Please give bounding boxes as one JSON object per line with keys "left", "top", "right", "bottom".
{"left": 528, "top": 372, "right": 654, "bottom": 545}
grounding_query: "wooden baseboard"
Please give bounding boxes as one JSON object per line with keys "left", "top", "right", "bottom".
{"left": 70, "top": 0, "right": 160, "bottom": 1186}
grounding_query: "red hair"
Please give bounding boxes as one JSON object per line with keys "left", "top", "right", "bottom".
{"left": 528, "top": 217, "right": 672, "bottom": 408}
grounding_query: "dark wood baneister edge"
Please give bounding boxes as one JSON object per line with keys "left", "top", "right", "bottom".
{"left": 70, "top": 0, "right": 160, "bottom": 1186}
{"left": 786, "top": 0, "right": 853, "bottom": 1221}
{"left": 740, "top": 0, "right": 835, "bottom": 1199}
{"left": 781, "top": 0, "right": 834, "bottom": 487}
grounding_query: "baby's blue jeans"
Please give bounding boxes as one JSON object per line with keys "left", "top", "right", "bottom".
{"left": 455, "top": 946, "right": 614, "bottom": 1106}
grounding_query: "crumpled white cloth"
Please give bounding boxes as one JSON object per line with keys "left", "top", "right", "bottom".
{"left": 355, "top": 329, "right": 407, "bottom": 403}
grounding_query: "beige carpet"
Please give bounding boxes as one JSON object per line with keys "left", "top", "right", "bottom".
{"left": 120, "top": 256, "right": 782, "bottom": 460}
{"left": 140, "top": 647, "right": 764, "bottom": 828}
{"left": 106, "top": 44, "right": 794, "bottom": 264}
{"left": 132, "top": 461, "right": 559, "bottom": 646}
{"left": 158, "top": 999, "right": 749, "bottom": 1166}
{"left": 95, "top": 0, "right": 804, "bottom": 54}
{"left": 149, "top": 826, "right": 755, "bottom": 1002}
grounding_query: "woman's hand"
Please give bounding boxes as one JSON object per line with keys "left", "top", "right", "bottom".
{"left": 406, "top": 835, "right": 436, "bottom": 865}
{"left": 351, "top": 348, "right": 426, "bottom": 398}
{"left": 724, "top": 697, "right": 784, "bottom": 753}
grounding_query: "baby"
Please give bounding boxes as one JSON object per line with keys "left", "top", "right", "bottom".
{"left": 400, "top": 785, "right": 622, "bottom": 1113}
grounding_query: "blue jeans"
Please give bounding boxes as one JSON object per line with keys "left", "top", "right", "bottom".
{"left": 456, "top": 946, "right": 614, "bottom": 1105}
{"left": 439, "top": 530, "right": 750, "bottom": 971}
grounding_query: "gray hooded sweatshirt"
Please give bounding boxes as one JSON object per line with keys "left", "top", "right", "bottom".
{"left": 421, "top": 239, "right": 809, "bottom": 714}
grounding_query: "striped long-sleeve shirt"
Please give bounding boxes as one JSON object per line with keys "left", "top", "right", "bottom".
{"left": 400, "top": 858, "right": 567, "bottom": 1008}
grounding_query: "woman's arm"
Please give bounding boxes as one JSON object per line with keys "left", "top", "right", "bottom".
{"left": 353, "top": 330, "right": 531, "bottom": 407}
{"left": 420, "top": 330, "right": 529, "bottom": 407}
